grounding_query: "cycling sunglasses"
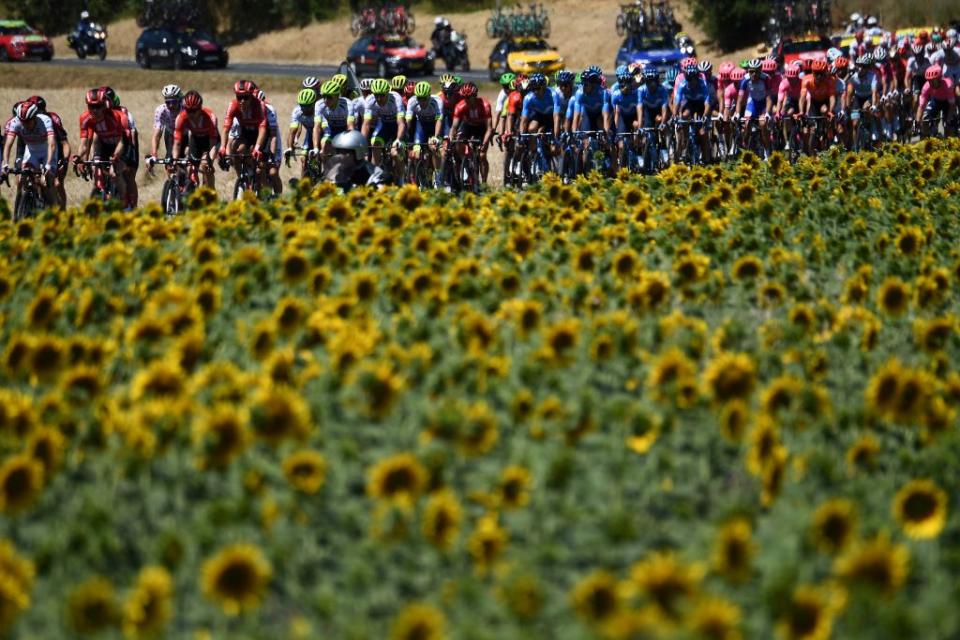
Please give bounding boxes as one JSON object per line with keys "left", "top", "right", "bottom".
{"left": 235, "top": 93, "right": 251, "bottom": 101}
{"left": 165, "top": 99, "right": 181, "bottom": 108}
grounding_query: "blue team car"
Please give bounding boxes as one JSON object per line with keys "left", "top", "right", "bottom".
{"left": 614, "top": 31, "right": 684, "bottom": 75}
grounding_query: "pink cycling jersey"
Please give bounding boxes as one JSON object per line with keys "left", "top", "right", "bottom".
{"left": 723, "top": 83, "right": 739, "bottom": 110}
{"left": 919, "top": 78, "right": 956, "bottom": 108}
{"left": 778, "top": 77, "right": 802, "bottom": 102}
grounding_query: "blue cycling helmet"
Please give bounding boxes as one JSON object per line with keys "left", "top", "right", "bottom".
{"left": 556, "top": 70, "right": 575, "bottom": 85}
{"left": 643, "top": 67, "right": 660, "bottom": 81}
{"left": 582, "top": 69, "right": 601, "bottom": 83}
{"left": 586, "top": 65, "right": 603, "bottom": 76}
{"left": 665, "top": 67, "right": 679, "bottom": 83}
{"left": 615, "top": 64, "right": 629, "bottom": 77}
{"left": 684, "top": 63, "right": 698, "bottom": 75}
{"left": 529, "top": 73, "right": 546, "bottom": 88}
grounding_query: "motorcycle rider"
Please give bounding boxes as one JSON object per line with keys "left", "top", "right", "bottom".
{"left": 431, "top": 17, "right": 452, "bottom": 52}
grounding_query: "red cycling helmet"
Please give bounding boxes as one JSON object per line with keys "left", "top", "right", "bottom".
{"left": 85, "top": 88, "right": 105, "bottom": 106}
{"left": 233, "top": 80, "right": 254, "bottom": 96}
{"left": 26, "top": 95, "right": 46, "bottom": 112}
{"left": 810, "top": 59, "right": 828, "bottom": 73}
{"left": 925, "top": 65, "right": 943, "bottom": 80}
{"left": 784, "top": 63, "right": 800, "bottom": 78}
{"left": 801, "top": 58, "right": 814, "bottom": 73}
{"left": 761, "top": 58, "right": 777, "bottom": 73}
{"left": 459, "top": 82, "right": 478, "bottom": 98}
{"left": 16, "top": 101, "right": 38, "bottom": 121}
{"left": 183, "top": 90, "right": 203, "bottom": 110}
{"left": 918, "top": 30, "right": 929, "bottom": 43}
{"left": 834, "top": 56, "right": 850, "bottom": 70}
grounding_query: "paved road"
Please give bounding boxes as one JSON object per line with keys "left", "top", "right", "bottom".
{"left": 47, "top": 56, "right": 491, "bottom": 83}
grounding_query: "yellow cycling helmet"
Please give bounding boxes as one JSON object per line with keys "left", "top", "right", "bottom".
{"left": 370, "top": 78, "right": 391, "bottom": 95}
{"left": 319, "top": 81, "right": 340, "bottom": 97}
{"left": 414, "top": 81, "right": 432, "bottom": 98}
{"left": 438, "top": 73, "right": 454, "bottom": 86}
{"left": 390, "top": 75, "right": 407, "bottom": 91}
{"left": 297, "top": 88, "right": 318, "bottom": 105}
{"left": 331, "top": 73, "right": 347, "bottom": 87}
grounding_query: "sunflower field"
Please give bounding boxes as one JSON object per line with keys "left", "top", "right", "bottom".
{"left": 1, "top": 140, "right": 959, "bottom": 639}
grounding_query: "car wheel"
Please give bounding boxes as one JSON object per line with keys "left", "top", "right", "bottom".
{"left": 377, "top": 60, "right": 387, "bottom": 78}
{"left": 76, "top": 46, "right": 86, "bottom": 59}
{"left": 172, "top": 53, "right": 183, "bottom": 70}
{"left": 136, "top": 50, "right": 150, "bottom": 68}
{"left": 98, "top": 45, "right": 106, "bottom": 61}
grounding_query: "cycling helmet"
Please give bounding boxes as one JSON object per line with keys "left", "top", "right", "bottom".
{"left": 556, "top": 71, "right": 574, "bottom": 85}
{"left": 359, "top": 78, "right": 373, "bottom": 92}
{"left": 855, "top": 54, "right": 873, "bottom": 66}
{"left": 255, "top": 90, "right": 267, "bottom": 102}
{"left": 460, "top": 81, "right": 479, "bottom": 98}
{"left": 747, "top": 58, "right": 762, "bottom": 71}
{"left": 925, "top": 65, "right": 943, "bottom": 80}
{"left": 85, "top": 88, "right": 105, "bottom": 106}
{"left": 183, "top": 90, "right": 203, "bottom": 111}
{"left": 834, "top": 56, "right": 849, "bottom": 70}
{"left": 331, "top": 130, "right": 368, "bottom": 162}
{"left": 528, "top": 73, "right": 546, "bottom": 88}
{"left": 784, "top": 63, "right": 800, "bottom": 78}
{"left": 162, "top": 84, "right": 183, "bottom": 100}
{"left": 615, "top": 64, "right": 629, "bottom": 78}
{"left": 414, "top": 81, "right": 432, "bottom": 98}
{"left": 331, "top": 74, "right": 347, "bottom": 86}
{"left": 628, "top": 62, "right": 644, "bottom": 74}
{"left": 27, "top": 95, "right": 46, "bottom": 112}
{"left": 574, "top": 72, "right": 582, "bottom": 85}
{"left": 698, "top": 60, "right": 713, "bottom": 74}
{"left": 643, "top": 67, "right": 660, "bottom": 82}
{"left": 319, "top": 81, "right": 339, "bottom": 98}
{"left": 298, "top": 88, "right": 318, "bottom": 105}
{"left": 826, "top": 47, "right": 843, "bottom": 62}
{"left": 680, "top": 57, "right": 696, "bottom": 69}
{"left": 586, "top": 65, "right": 603, "bottom": 76}
{"left": 100, "top": 86, "right": 119, "bottom": 107}
{"left": 499, "top": 72, "right": 516, "bottom": 87}
{"left": 665, "top": 67, "right": 679, "bottom": 83}
{"left": 370, "top": 78, "right": 390, "bottom": 95}
{"left": 684, "top": 64, "right": 698, "bottom": 75}
{"left": 582, "top": 69, "right": 601, "bottom": 83}
{"left": 617, "top": 66, "right": 632, "bottom": 81}
{"left": 811, "top": 59, "right": 828, "bottom": 73}
{"left": 911, "top": 43, "right": 923, "bottom": 56}
{"left": 16, "top": 101, "right": 38, "bottom": 121}
{"left": 730, "top": 68, "right": 746, "bottom": 82}
{"left": 234, "top": 80, "right": 255, "bottom": 96}
{"left": 761, "top": 58, "right": 777, "bottom": 73}
{"left": 302, "top": 76, "right": 319, "bottom": 89}
{"left": 718, "top": 61, "right": 734, "bottom": 79}
{"left": 439, "top": 73, "right": 455, "bottom": 85}
{"left": 390, "top": 75, "right": 407, "bottom": 91}
{"left": 453, "top": 75, "right": 464, "bottom": 85}
{"left": 873, "top": 46, "right": 887, "bottom": 62}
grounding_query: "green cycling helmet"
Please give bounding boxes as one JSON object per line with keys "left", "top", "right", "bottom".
{"left": 371, "top": 78, "right": 391, "bottom": 95}
{"left": 453, "top": 75, "right": 463, "bottom": 85}
{"left": 499, "top": 72, "right": 516, "bottom": 87}
{"left": 298, "top": 88, "right": 318, "bottom": 106}
{"left": 414, "top": 81, "right": 432, "bottom": 98}
{"left": 319, "top": 81, "right": 340, "bottom": 97}
{"left": 575, "top": 72, "right": 583, "bottom": 85}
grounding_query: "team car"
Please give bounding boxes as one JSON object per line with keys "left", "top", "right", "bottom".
{"left": 772, "top": 34, "right": 833, "bottom": 64}
{"left": 614, "top": 31, "right": 684, "bottom": 75}
{"left": 346, "top": 35, "right": 434, "bottom": 78}
{"left": 0, "top": 20, "right": 53, "bottom": 62}
{"left": 488, "top": 37, "right": 564, "bottom": 81}
{"left": 135, "top": 27, "right": 228, "bottom": 69}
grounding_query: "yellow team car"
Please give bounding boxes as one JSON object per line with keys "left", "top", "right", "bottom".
{"left": 488, "top": 37, "right": 564, "bottom": 80}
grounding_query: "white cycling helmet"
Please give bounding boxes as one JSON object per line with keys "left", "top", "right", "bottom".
{"left": 302, "top": 76, "right": 319, "bottom": 89}
{"left": 867, "top": 16, "right": 878, "bottom": 27}
{"left": 434, "top": 16, "right": 443, "bottom": 25}
{"left": 826, "top": 47, "right": 842, "bottom": 62}
{"left": 850, "top": 13, "right": 861, "bottom": 22}
{"left": 161, "top": 84, "right": 183, "bottom": 99}
{"left": 359, "top": 78, "right": 373, "bottom": 91}
{"left": 81, "top": 10, "right": 90, "bottom": 19}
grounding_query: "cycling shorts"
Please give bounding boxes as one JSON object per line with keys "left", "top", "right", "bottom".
{"left": 458, "top": 124, "right": 488, "bottom": 144}
{"left": 923, "top": 100, "right": 952, "bottom": 120}
{"left": 683, "top": 100, "right": 706, "bottom": 117}
{"left": 189, "top": 136, "right": 214, "bottom": 159}
{"left": 527, "top": 111, "right": 553, "bottom": 127}
{"left": 441, "top": 111, "right": 455, "bottom": 137}
{"left": 321, "top": 125, "right": 347, "bottom": 143}
{"left": 782, "top": 97, "right": 800, "bottom": 113}
{"left": 851, "top": 94, "right": 872, "bottom": 111}
{"left": 641, "top": 109, "right": 661, "bottom": 129}
{"left": 616, "top": 110, "right": 638, "bottom": 133}
{"left": 235, "top": 126, "right": 260, "bottom": 148}
{"left": 93, "top": 141, "right": 120, "bottom": 164}
{"left": 808, "top": 99, "right": 831, "bottom": 115}
{"left": 124, "top": 136, "right": 140, "bottom": 170}
{"left": 579, "top": 112, "right": 605, "bottom": 132}
{"left": 371, "top": 120, "right": 399, "bottom": 145}
{"left": 744, "top": 98, "right": 767, "bottom": 118}
{"left": 413, "top": 120, "right": 437, "bottom": 145}
{"left": 21, "top": 144, "right": 51, "bottom": 170}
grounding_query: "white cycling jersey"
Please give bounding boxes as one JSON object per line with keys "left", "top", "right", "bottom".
{"left": 362, "top": 92, "right": 404, "bottom": 125}
{"left": 405, "top": 95, "right": 443, "bottom": 123}
{"left": 7, "top": 115, "right": 56, "bottom": 167}
{"left": 847, "top": 70, "right": 878, "bottom": 98}
{"left": 494, "top": 88, "right": 508, "bottom": 115}
{"left": 153, "top": 104, "right": 179, "bottom": 133}
{"left": 317, "top": 97, "right": 352, "bottom": 134}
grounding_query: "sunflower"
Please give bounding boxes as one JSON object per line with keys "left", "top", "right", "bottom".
{"left": 876, "top": 277, "right": 910, "bottom": 316}
{"left": 646, "top": 347, "right": 697, "bottom": 403}
{"left": 638, "top": 271, "right": 672, "bottom": 310}
{"left": 130, "top": 359, "right": 186, "bottom": 402}
{"left": 122, "top": 566, "right": 173, "bottom": 640}
{"left": 760, "top": 375, "right": 803, "bottom": 420}
{"left": 864, "top": 358, "right": 902, "bottom": 418}
{"left": 746, "top": 415, "right": 782, "bottom": 477}
{"left": 760, "top": 281, "right": 786, "bottom": 307}
{"left": 497, "top": 573, "right": 544, "bottom": 620}
{"left": 458, "top": 402, "right": 499, "bottom": 456}
{"left": 703, "top": 352, "right": 756, "bottom": 403}
{"left": 845, "top": 435, "right": 880, "bottom": 473}
{"left": 570, "top": 570, "right": 622, "bottom": 626}
{"left": 273, "top": 297, "right": 307, "bottom": 336}
{"left": 421, "top": 490, "right": 463, "bottom": 551}
{"left": 775, "top": 584, "right": 837, "bottom": 640}
{"left": 689, "top": 596, "right": 742, "bottom": 640}
{"left": 27, "top": 334, "right": 65, "bottom": 382}
{"left": 760, "top": 447, "right": 788, "bottom": 507}
{"left": 543, "top": 319, "right": 581, "bottom": 363}
{"left": 732, "top": 255, "right": 763, "bottom": 280}
{"left": 67, "top": 576, "right": 117, "bottom": 634}
{"left": 892, "top": 479, "right": 948, "bottom": 540}
{"left": 712, "top": 519, "right": 755, "bottom": 584}
{"left": 249, "top": 318, "right": 276, "bottom": 361}
{"left": 673, "top": 253, "right": 710, "bottom": 286}
{"left": 0, "top": 539, "right": 34, "bottom": 632}
{"left": 26, "top": 427, "right": 64, "bottom": 477}
{"left": 4, "top": 333, "right": 32, "bottom": 377}
{"left": 630, "top": 552, "right": 702, "bottom": 619}
{"left": 496, "top": 466, "right": 532, "bottom": 509}
{"left": 61, "top": 365, "right": 104, "bottom": 404}
{"left": 467, "top": 515, "right": 508, "bottom": 576}
{"left": 280, "top": 249, "right": 310, "bottom": 285}
{"left": 368, "top": 453, "right": 428, "bottom": 504}
{"left": 282, "top": 449, "right": 327, "bottom": 495}
{"left": 390, "top": 602, "right": 446, "bottom": 640}
{"left": 914, "top": 316, "right": 955, "bottom": 353}
{"left": 590, "top": 334, "right": 616, "bottom": 361}
{"left": 625, "top": 408, "right": 661, "bottom": 454}
{"left": 26, "top": 287, "right": 58, "bottom": 328}
{"left": 249, "top": 383, "right": 312, "bottom": 445}
{"left": 200, "top": 543, "right": 272, "bottom": 615}
{"left": 811, "top": 499, "right": 857, "bottom": 555}
{"left": 895, "top": 225, "right": 924, "bottom": 257}
{"left": 356, "top": 362, "right": 405, "bottom": 420}
{"left": 0, "top": 455, "right": 44, "bottom": 515}
{"left": 612, "top": 248, "right": 638, "bottom": 278}
{"left": 834, "top": 533, "right": 909, "bottom": 596}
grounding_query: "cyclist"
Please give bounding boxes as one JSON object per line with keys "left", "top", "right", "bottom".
{"left": 438, "top": 74, "right": 462, "bottom": 138}
{"left": 172, "top": 90, "right": 220, "bottom": 189}
{"left": 361, "top": 78, "right": 406, "bottom": 175}
{"left": 845, "top": 54, "right": 880, "bottom": 149}
{"left": 906, "top": 43, "right": 932, "bottom": 116}
{"left": 776, "top": 62, "right": 802, "bottom": 151}
{"left": 254, "top": 89, "right": 282, "bottom": 195}
{"left": 2, "top": 101, "right": 59, "bottom": 209}
{"left": 449, "top": 82, "right": 494, "bottom": 185}
{"left": 403, "top": 80, "right": 417, "bottom": 108}
{"left": 405, "top": 81, "right": 443, "bottom": 187}
{"left": 735, "top": 60, "right": 772, "bottom": 155}
{"left": 313, "top": 81, "right": 354, "bottom": 173}
{"left": 553, "top": 71, "right": 576, "bottom": 133}
{"left": 518, "top": 72, "right": 560, "bottom": 155}
{"left": 286, "top": 87, "right": 318, "bottom": 181}
{"left": 677, "top": 62, "right": 715, "bottom": 162}
{"left": 571, "top": 68, "right": 611, "bottom": 169}
{"left": 27, "top": 95, "right": 70, "bottom": 206}
{"left": 762, "top": 58, "right": 781, "bottom": 98}
{"left": 916, "top": 65, "right": 956, "bottom": 136}
{"left": 799, "top": 59, "right": 836, "bottom": 153}
{"left": 149, "top": 85, "right": 183, "bottom": 166}
{"left": 352, "top": 78, "right": 373, "bottom": 132}
{"left": 873, "top": 46, "right": 899, "bottom": 139}
{"left": 220, "top": 80, "right": 268, "bottom": 192}
{"left": 102, "top": 87, "right": 139, "bottom": 208}
{"left": 75, "top": 88, "right": 128, "bottom": 205}
{"left": 390, "top": 75, "right": 408, "bottom": 106}
{"left": 612, "top": 65, "right": 641, "bottom": 171}
{"left": 493, "top": 72, "right": 515, "bottom": 135}
{"left": 636, "top": 67, "right": 670, "bottom": 165}
{"left": 302, "top": 76, "right": 320, "bottom": 91}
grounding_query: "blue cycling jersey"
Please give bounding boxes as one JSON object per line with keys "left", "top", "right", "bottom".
{"left": 638, "top": 84, "right": 670, "bottom": 110}
{"left": 522, "top": 89, "right": 561, "bottom": 118}
{"left": 553, "top": 87, "right": 574, "bottom": 119}
{"left": 676, "top": 76, "right": 713, "bottom": 105}
{"left": 739, "top": 76, "right": 770, "bottom": 103}
{"left": 612, "top": 85, "right": 640, "bottom": 117}
{"left": 574, "top": 86, "right": 611, "bottom": 116}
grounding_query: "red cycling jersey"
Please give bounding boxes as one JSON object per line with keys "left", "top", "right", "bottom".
{"left": 801, "top": 75, "right": 835, "bottom": 104}
{"left": 44, "top": 111, "right": 68, "bottom": 141}
{"left": 174, "top": 108, "right": 220, "bottom": 142}
{"left": 223, "top": 99, "right": 267, "bottom": 136}
{"left": 441, "top": 92, "right": 463, "bottom": 117}
{"left": 506, "top": 91, "right": 523, "bottom": 116}
{"left": 878, "top": 59, "right": 907, "bottom": 90}
{"left": 80, "top": 109, "right": 129, "bottom": 145}
{"left": 453, "top": 98, "right": 492, "bottom": 126}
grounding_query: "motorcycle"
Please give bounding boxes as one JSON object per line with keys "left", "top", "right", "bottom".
{"left": 67, "top": 22, "right": 107, "bottom": 60}
{"left": 436, "top": 30, "right": 470, "bottom": 72}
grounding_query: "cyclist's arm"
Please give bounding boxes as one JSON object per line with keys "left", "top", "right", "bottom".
{"left": 1, "top": 134, "right": 13, "bottom": 169}
{"left": 46, "top": 128, "right": 56, "bottom": 168}
{"left": 254, "top": 120, "right": 267, "bottom": 154}
{"left": 361, "top": 116, "right": 373, "bottom": 140}
{"left": 484, "top": 113, "right": 494, "bottom": 146}
{"left": 602, "top": 95, "right": 612, "bottom": 131}
{"left": 151, "top": 127, "right": 163, "bottom": 158}
{"left": 287, "top": 122, "right": 301, "bottom": 152}
{"left": 735, "top": 89, "right": 745, "bottom": 117}
{"left": 449, "top": 117, "right": 461, "bottom": 142}
{"left": 799, "top": 86, "right": 808, "bottom": 115}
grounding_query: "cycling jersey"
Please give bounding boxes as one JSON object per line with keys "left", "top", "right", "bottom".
{"left": 46, "top": 112, "right": 68, "bottom": 142}
{"left": 363, "top": 92, "right": 404, "bottom": 125}
{"left": 765, "top": 72, "right": 784, "bottom": 96}
{"left": 453, "top": 98, "right": 492, "bottom": 126}
{"left": 154, "top": 104, "right": 179, "bottom": 133}
{"left": 638, "top": 84, "right": 669, "bottom": 110}
{"left": 878, "top": 59, "right": 907, "bottom": 91}
{"left": 406, "top": 95, "right": 443, "bottom": 124}
{"left": 612, "top": 85, "right": 640, "bottom": 132}
{"left": 521, "top": 89, "right": 560, "bottom": 119}
{"left": 553, "top": 87, "right": 574, "bottom": 119}
{"left": 174, "top": 108, "right": 219, "bottom": 143}
{"left": 289, "top": 105, "right": 315, "bottom": 135}
{"left": 6, "top": 115, "right": 55, "bottom": 152}
{"left": 778, "top": 77, "right": 802, "bottom": 103}
{"left": 506, "top": 91, "right": 524, "bottom": 117}
{"left": 573, "top": 86, "right": 611, "bottom": 117}
{"left": 494, "top": 88, "right": 509, "bottom": 115}
{"left": 678, "top": 76, "right": 714, "bottom": 106}
{"left": 802, "top": 75, "right": 835, "bottom": 104}
{"left": 351, "top": 96, "right": 366, "bottom": 128}
{"left": 80, "top": 109, "right": 128, "bottom": 146}
{"left": 223, "top": 98, "right": 267, "bottom": 138}
{"left": 317, "top": 97, "right": 351, "bottom": 136}
{"left": 847, "top": 71, "right": 878, "bottom": 99}
{"left": 738, "top": 76, "right": 770, "bottom": 104}
{"left": 918, "top": 78, "right": 957, "bottom": 109}
{"left": 723, "top": 83, "right": 739, "bottom": 111}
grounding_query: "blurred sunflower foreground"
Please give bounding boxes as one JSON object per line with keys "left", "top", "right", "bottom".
{"left": 0, "top": 140, "right": 959, "bottom": 638}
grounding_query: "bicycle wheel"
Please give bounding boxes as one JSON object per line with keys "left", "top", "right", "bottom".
{"left": 233, "top": 177, "right": 247, "bottom": 201}
{"left": 161, "top": 179, "right": 176, "bottom": 215}
{"left": 13, "top": 191, "right": 30, "bottom": 222}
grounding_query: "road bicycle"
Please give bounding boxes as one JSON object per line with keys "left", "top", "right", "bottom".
{"left": 285, "top": 148, "right": 324, "bottom": 186}
{"left": 615, "top": 131, "right": 643, "bottom": 174}
{"left": 674, "top": 118, "right": 709, "bottom": 166}
{"left": 152, "top": 156, "right": 201, "bottom": 216}
{"left": 516, "top": 132, "right": 554, "bottom": 185}
{"left": 74, "top": 158, "right": 118, "bottom": 203}
{"left": 220, "top": 153, "right": 261, "bottom": 201}
{"left": 2, "top": 166, "right": 47, "bottom": 221}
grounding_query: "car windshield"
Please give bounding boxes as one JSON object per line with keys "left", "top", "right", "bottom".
{"left": 0, "top": 25, "right": 35, "bottom": 36}
{"left": 513, "top": 39, "right": 551, "bottom": 51}
{"left": 785, "top": 39, "right": 829, "bottom": 53}
{"left": 625, "top": 33, "right": 674, "bottom": 50}
{"left": 385, "top": 38, "right": 415, "bottom": 48}
{"left": 178, "top": 30, "right": 214, "bottom": 41}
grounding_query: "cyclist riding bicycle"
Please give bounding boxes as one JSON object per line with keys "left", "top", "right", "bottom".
{"left": 172, "top": 90, "right": 220, "bottom": 189}
{"left": 2, "top": 101, "right": 59, "bottom": 209}
{"left": 438, "top": 74, "right": 463, "bottom": 137}
{"left": 519, "top": 72, "right": 560, "bottom": 152}
{"left": 612, "top": 66, "right": 641, "bottom": 171}
{"left": 494, "top": 72, "right": 516, "bottom": 135}
{"left": 27, "top": 95, "right": 70, "bottom": 207}
{"left": 313, "top": 81, "right": 354, "bottom": 173}
{"left": 150, "top": 85, "right": 183, "bottom": 164}
{"left": 102, "top": 87, "right": 139, "bottom": 208}
{"left": 220, "top": 80, "right": 268, "bottom": 192}
{"left": 845, "top": 54, "right": 880, "bottom": 148}
{"left": 361, "top": 78, "right": 406, "bottom": 174}
{"left": 677, "top": 62, "right": 715, "bottom": 162}
{"left": 735, "top": 60, "right": 772, "bottom": 151}
{"left": 777, "top": 63, "right": 803, "bottom": 150}
{"left": 286, "top": 87, "right": 318, "bottom": 181}
{"left": 450, "top": 81, "right": 494, "bottom": 185}
{"left": 405, "top": 81, "right": 444, "bottom": 187}
{"left": 553, "top": 71, "right": 576, "bottom": 133}
{"left": 572, "top": 68, "right": 612, "bottom": 167}
{"left": 352, "top": 78, "right": 373, "bottom": 131}
{"left": 799, "top": 59, "right": 836, "bottom": 153}
{"left": 916, "top": 65, "right": 957, "bottom": 136}
{"left": 75, "top": 88, "right": 129, "bottom": 205}
{"left": 636, "top": 67, "right": 670, "bottom": 164}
